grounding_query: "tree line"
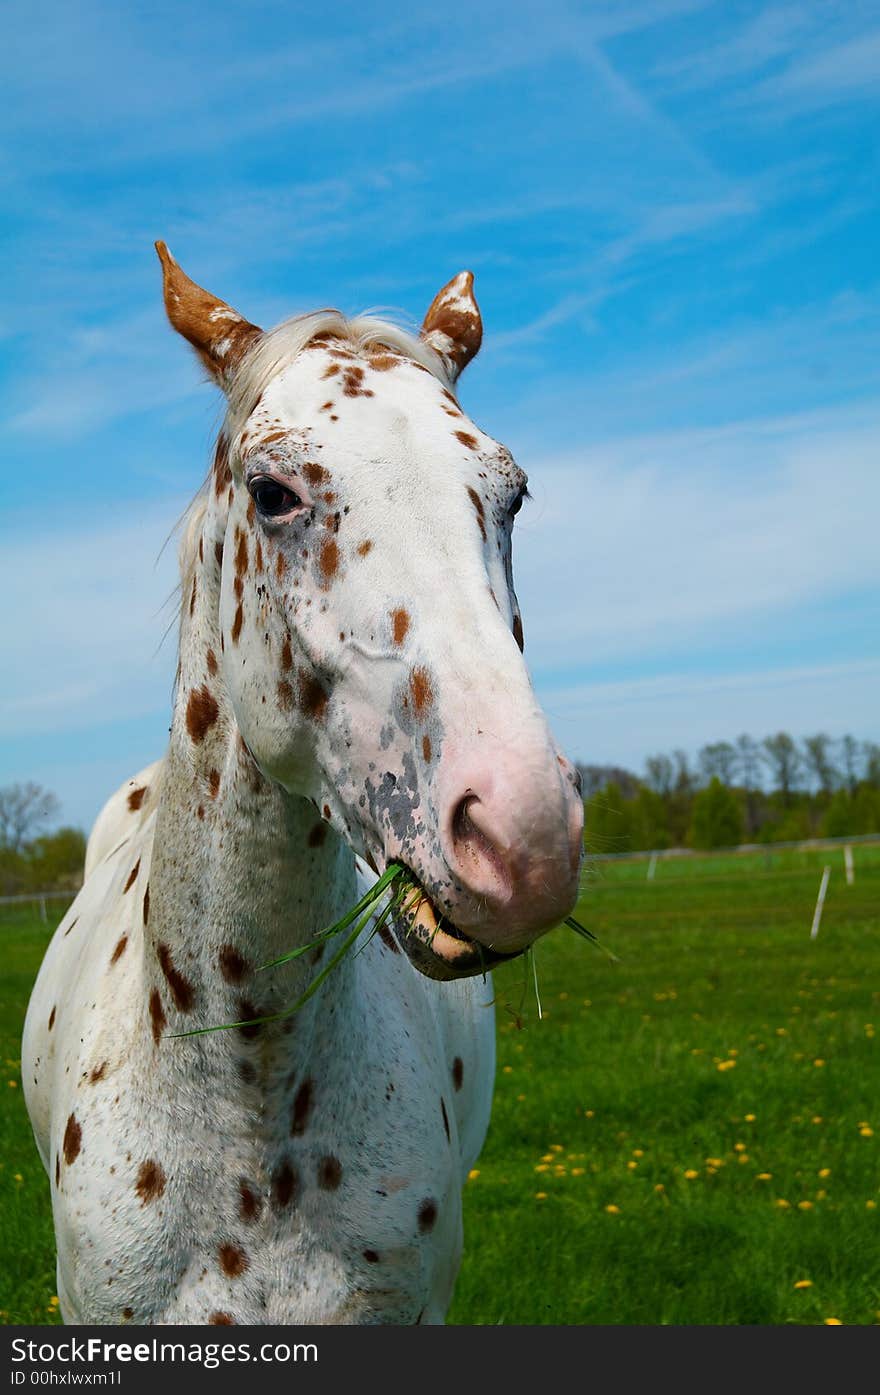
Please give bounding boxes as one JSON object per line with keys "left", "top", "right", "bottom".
{"left": 0, "top": 783, "right": 85, "bottom": 896}
{"left": 578, "top": 733, "right": 880, "bottom": 853}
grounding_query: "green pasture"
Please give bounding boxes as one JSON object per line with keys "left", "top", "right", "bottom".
{"left": 2, "top": 842, "right": 878, "bottom": 1324}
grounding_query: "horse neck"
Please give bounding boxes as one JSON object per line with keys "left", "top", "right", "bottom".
{"left": 145, "top": 486, "right": 357, "bottom": 1043}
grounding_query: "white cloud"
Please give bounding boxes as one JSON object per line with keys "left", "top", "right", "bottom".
{"left": 513, "top": 401, "right": 880, "bottom": 669}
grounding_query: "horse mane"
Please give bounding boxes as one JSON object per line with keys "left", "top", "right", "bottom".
{"left": 177, "top": 308, "right": 453, "bottom": 602}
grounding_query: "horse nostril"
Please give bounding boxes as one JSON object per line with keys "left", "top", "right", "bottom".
{"left": 449, "top": 793, "right": 511, "bottom": 901}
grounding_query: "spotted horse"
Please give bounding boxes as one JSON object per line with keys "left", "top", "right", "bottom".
{"left": 22, "top": 245, "right": 584, "bottom": 1325}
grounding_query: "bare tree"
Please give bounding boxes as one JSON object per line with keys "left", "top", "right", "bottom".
{"left": 838, "top": 734, "right": 861, "bottom": 795}
{"left": 761, "top": 733, "right": 802, "bottom": 806}
{"left": 802, "top": 733, "right": 837, "bottom": 795}
{"left": 864, "top": 742, "right": 880, "bottom": 789}
{"left": 644, "top": 754, "right": 674, "bottom": 798}
{"left": 736, "top": 734, "right": 761, "bottom": 836}
{"left": 576, "top": 764, "right": 640, "bottom": 800}
{"left": 699, "top": 741, "right": 738, "bottom": 786}
{"left": 0, "top": 783, "right": 61, "bottom": 853}
{"left": 673, "top": 749, "right": 696, "bottom": 795}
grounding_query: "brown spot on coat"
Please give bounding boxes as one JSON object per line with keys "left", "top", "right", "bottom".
{"left": 452, "top": 1056, "right": 464, "bottom": 1091}
{"left": 356, "top": 540, "right": 372, "bottom": 557}
{"left": 218, "top": 945, "right": 248, "bottom": 984}
{"left": 246, "top": 497, "right": 256, "bottom": 526}
{"left": 271, "top": 1159, "right": 298, "bottom": 1209}
{"left": 208, "top": 768, "right": 221, "bottom": 800}
{"left": 218, "top": 1244, "right": 249, "bottom": 1278}
{"left": 391, "top": 609, "right": 410, "bottom": 644}
{"left": 418, "top": 1199, "right": 438, "bottom": 1233}
{"left": 238, "top": 1181, "right": 262, "bottom": 1223}
{"left": 231, "top": 604, "right": 244, "bottom": 645}
{"left": 455, "top": 430, "right": 479, "bottom": 450}
{"left": 322, "top": 362, "right": 340, "bottom": 378}
{"left": 48, "top": 1006, "right": 56, "bottom": 1031}
{"left": 157, "top": 943, "right": 196, "bottom": 1012}
{"left": 318, "top": 537, "right": 340, "bottom": 584}
{"left": 234, "top": 528, "right": 249, "bottom": 577}
{"left": 299, "top": 672, "right": 328, "bottom": 721}
{"left": 422, "top": 735, "right": 432, "bottom": 762}
{"left": 89, "top": 1062, "right": 107, "bottom": 1084}
{"left": 236, "top": 999, "right": 262, "bottom": 1039}
{"left": 210, "top": 1312, "right": 235, "bottom": 1325}
{"left": 149, "top": 989, "right": 166, "bottom": 1045}
{"left": 143, "top": 885, "right": 150, "bottom": 924}
{"left": 127, "top": 786, "right": 147, "bottom": 813}
{"left": 281, "top": 637, "right": 293, "bottom": 671}
{"left": 276, "top": 551, "right": 287, "bottom": 581}
{"left": 213, "top": 437, "right": 232, "bottom": 496}
{"left": 277, "top": 679, "right": 294, "bottom": 711}
{"left": 308, "top": 823, "right": 327, "bottom": 848}
{"left": 135, "top": 1159, "right": 166, "bottom": 1204}
{"left": 206, "top": 648, "right": 218, "bottom": 676}
{"left": 111, "top": 935, "right": 128, "bottom": 965}
{"left": 123, "top": 860, "right": 140, "bottom": 894}
{"left": 291, "top": 1079, "right": 313, "bottom": 1135}
{"left": 63, "top": 1114, "right": 82, "bottom": 1165}
{"left": 214, "top": 539, "right": 224, "bottom": 571}
{"left": 254, "top": 538, "right": 264, "bottom": 573}
{"left": 186, "top": 686, "right": 220, "bottom": 744}
{"left": 467, "top": 486, "right": 487, "bottom": 541}
{"left": 318, "top": 1155, "right": 342, "bottom": 1190}
{"left": 410, "top": 668, "right": 433, "bottom": 716}
{"left": 122, "top": 1308, "right": 134, "bottom": 1321}
{"left": 303, "top": 461, "right": 330, "bottom": 487}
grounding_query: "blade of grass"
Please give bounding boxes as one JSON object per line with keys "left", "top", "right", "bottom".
{"left": 565, "top": 914, "right": 620, "bottom": 962}
{"left": 258, "top": 863, "right": 403, "bottom": 971}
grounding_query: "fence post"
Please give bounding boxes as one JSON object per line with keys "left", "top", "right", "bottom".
{"left": 810, "top": 866, "right": 832, "bottom": 940}
{"left": 647, "top": 854, "right": 657, "bottom": 882}
{"left": 39, "top": 896, "right": 47, "bottom": 923}
{"left": 844, "top": 845, "right": 854, "bottom": 886}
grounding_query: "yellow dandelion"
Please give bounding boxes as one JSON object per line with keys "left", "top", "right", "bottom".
{"left": 517, "top": 1094, "right": 526, "bottom": 1102}
{"left": 867, "top": 1201, "right": 877, "bottom": 1210}
{"left": 7, "top": 1080, "right": 17, "bottom": 1089}
{"left": 550, "top": 1144, "right": 564, "bottom": 1153}
{"left": 813, "top": 1059, "right": 825, "bottom": 1068}
{"left": 824, "top": 1318, "right": 842, "bottom": 1325}
{"left": 502, "top": 1066, "right": 513, "bottom": 1074}
{"left": 706, "top": 1158, "right": 724, "bottom": 1168}
{"left": 48, "top": 1296, "right": 59, "bottom": 1307}
{"left": 738, "top": 1154, "right": 750, "bottom": 1164}
{"left": 627, "top": 1161, "right": 638, "bottom": 1170}
{"left": 794, "top": 1280, "right": 813, "bottom": 1290}
{"left": 468, "top": 1169, "right": 480, "bottom": 1181}
{"left": 540, "top": 1153, "right": 554, "bottom": 1162}
{"left": 633, "top": 1149, "right": 644, "bottom": 1158}
{"left": 734, "top": 1142, "right": 746, "bottom": 1152}
{"left": 860, "top": 1127, "right": 873, "bottom": 1138}
{"left": 584, "top": 1110, "right": 594, "bottom": 1118}
{"left": 535, "top": 1192, "right": 548, "bottom": 1200}
{"left": 757, "top": 1173, "right": 772, "bottom": 1181}
{"left": 571, "top": 1167, "right": 585, "bottom": 1176}
{"left": 706, "top": 1166, "right": 717, "bottom": 1175}
{"left": 744, "top": 1113, "right": 756, "bottom": 1122}
{"left": 535, "top": 1164, "right": 549, "bottom": 1173}
{"left": 818, "top": 1168, "right": 831, "bottom": 1178}
{"left": 13, "top": 1174, "right": 23, "bottom": 1183}
{"left": 654, "top": 1183, "right": 665, "bottom": 1193}
{"left": 798, "top": 1200, "right": 813, "bottom": 1211}
{"left": 776, "top": 1028, "right": 787, "bottom": 1036}
{"left": 716, "top": 1060, "right": 736, "bottom": 1072}
{"left": 605, "top": 1204, "right": 620, "bottom": 1214}
{"left": 684, "top": 1169, "right": 699, "bottom": 1180}
{"left": 812, "top": 1116, "right": 823, "bottom": 1124}
{"left": 816, "top": 1190, "right": 827, "bottom": 1200}
{"left": 775, "top": 1198, "right": 790, "bottom": 1209}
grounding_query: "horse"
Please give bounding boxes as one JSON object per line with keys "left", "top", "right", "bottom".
{"left": 22, "top": 244, "right": 584, "bottom": 1325}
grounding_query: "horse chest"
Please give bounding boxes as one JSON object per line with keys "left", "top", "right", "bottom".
{"left": 52, "top": 979, "right": 471, "bottom": 1325}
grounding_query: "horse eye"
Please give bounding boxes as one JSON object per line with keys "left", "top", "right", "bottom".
{"left": 249, "top": 477, "right": 301, "bottom": 517}
{"left": 510, "top": 488, "right": 529, "bottom": 517}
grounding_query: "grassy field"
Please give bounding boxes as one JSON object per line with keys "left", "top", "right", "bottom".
{"left": 2, "top": 842, "right": 878, "bottom": 1325}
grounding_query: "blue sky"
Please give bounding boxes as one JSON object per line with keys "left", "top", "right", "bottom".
{"left": 2, "top": 1, "right": 879, "bottom": 831}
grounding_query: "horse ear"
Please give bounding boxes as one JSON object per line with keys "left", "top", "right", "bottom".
{"left": 155, "top": 241, "right": 262, "bottom": 389}
{"left": 421, "top": 271, "right": 482, "bottom": 382}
